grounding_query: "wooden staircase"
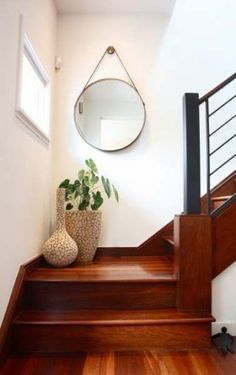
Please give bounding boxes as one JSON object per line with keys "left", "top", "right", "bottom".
{"left": 0, "top": 172, "right": 235, "bottom": 360}
{"left": 0, "top": 74, "right": 235, "bottom": 370}
{"left": 11, "top": 256, "right": 212, "bottom": 353}
{"left": 12, "top": 257, "right": 214, "bottom": 353}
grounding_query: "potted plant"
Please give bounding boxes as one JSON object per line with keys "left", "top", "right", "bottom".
{"left": 59, "top": 158, "right": 118, "bottom": 264}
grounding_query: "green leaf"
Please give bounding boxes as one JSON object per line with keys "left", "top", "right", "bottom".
{"left": 101, "top": 176, "right": 108, "bottom": 198}
{"left": 102, "top": 176, "right": 111, "bottom": 198}
{"left": 82, "top": 183, "right": 89, "bottom": 195}
{"left": 83, "top": 175, "right": 90, "bottom": 187}
{"left": 59, "top": 179, "right": 70, "bottom": 188}
{"left": 74, "top": 190, "right": 80, "bottom": 199}
{"left": 89, "top": 159, "right": 98, "bottom": 173}
{"left": 65, "top": 192, "right": 70, "bottom": 201}
{"left": 101, "top": 176, "right": 106, "bottom": 190}
{"left": 91, "top": 191, "right": 103, "bottom": 210}
{"left": 90, "top": 172, "right": 99, "bottom": 187}
{"left": 79, "top": 199, "right": 90, "bottom": 210}
{"left": 68, "top": 183, "right": 76, "bottom": 193}
{"left": 64, "top": 183, "right": 76, "bottom": 201}
{"left": 106, "top": 178, "right": 111, "bottom": 198}
{"left": 85, "top": 158, "right": 98, "bottom": 173}
{"left": 78, "top": 170, "right": 85, "bottom": 181}
{"left": 66, "top": 203, "right": 73, "bottom": 210}
{"left": 74, "top": 179, "right": 80, "bottom": 187}
{"left": 112, "top": 184, "right": 119, "bottom": 202}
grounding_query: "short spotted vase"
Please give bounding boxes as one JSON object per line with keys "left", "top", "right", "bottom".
{"left": 42, "top": 188, "right": 78, "bottom": 267}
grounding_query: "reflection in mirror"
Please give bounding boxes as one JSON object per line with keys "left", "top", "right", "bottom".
{"left": 74, "top": 79, "right": 146, "bottom": 151}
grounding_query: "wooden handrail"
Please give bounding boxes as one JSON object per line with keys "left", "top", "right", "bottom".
{"left": 199, "top": 72, "right": 236, "bottom": 104}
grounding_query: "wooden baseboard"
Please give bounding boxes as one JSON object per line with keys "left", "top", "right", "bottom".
{"left": 96, "top": 171, "right": 236, "bottom": 258}
{"left": 96, "top": 247, "right": 138, "bottom": 257}
{"left": 0, "top": 255, "right": 42, "bottom": 365}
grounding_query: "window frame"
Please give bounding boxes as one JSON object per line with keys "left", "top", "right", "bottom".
{"left": 16, "top": 18, "right": 51, "bottom": 144}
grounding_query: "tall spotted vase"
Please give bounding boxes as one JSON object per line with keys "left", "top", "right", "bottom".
{"left": 43, "top": 188, "right": 78, "bottom": 267}
{"left": 65, "top": 211, "right": 102, "bottom": 264}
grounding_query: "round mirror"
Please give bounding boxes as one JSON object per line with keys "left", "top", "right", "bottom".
{"left": 74, "top": 79, "right": 146, "bottom": 151}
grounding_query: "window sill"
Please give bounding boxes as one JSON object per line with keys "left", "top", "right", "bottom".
{"left": 16, "top": 107, "right": 50, "bottom": 145}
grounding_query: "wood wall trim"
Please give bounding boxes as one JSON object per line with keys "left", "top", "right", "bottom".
{"left": 138, "top": 222, "right": 174, "bottom": 256}
{"left": 0, "top": 255, "right": 42, "bottom": 366}
{"left": 96, "top": 222, "right": 174, "bottom": 257}
{"left": 212, "top": 201, "right": 236, "bottom": 277}
{"left": 96, "top": 247, "right": 137, "bottom": 257}
{"left": 97, "top": 170, "right": 236, "bottom": 257}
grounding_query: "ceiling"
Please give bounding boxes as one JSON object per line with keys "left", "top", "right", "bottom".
{"left": 54, "top": 0, "right": 176, "bottom": 15}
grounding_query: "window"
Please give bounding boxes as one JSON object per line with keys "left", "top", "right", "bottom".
{"left": 16, "top": 32, "right": 50, "bottom": 144}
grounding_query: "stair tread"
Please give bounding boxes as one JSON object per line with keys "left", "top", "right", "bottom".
{"left": 14, "top": 309, "right": 215, "bottom": 325}
{"left": 211, "top": 195, "right": 232, "bottom": 201}
{"left": 162, "top": 236, "right": 175, "bottom": 246}
{"left": 26, "top": 256, "right": 176, "bottom": 283}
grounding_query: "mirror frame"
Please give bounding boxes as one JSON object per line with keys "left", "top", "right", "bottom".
{"left": 74, "top": 78, "right": 146, "bottom": 152}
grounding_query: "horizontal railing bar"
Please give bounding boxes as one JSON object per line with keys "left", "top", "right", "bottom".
{"left": 199, "top": 73, "right": 236, "bottom": 104}
{"left": 210, "top": 154, "right": 236, "bottom": 176}
{"left": 209, "top": 114, "right": 236, "bottom": 136}
{"left": 209, "top": 95, "right": 236, "bottom": 116}
{"left": 210, "top": 134, "right": 236, "bottom": 156}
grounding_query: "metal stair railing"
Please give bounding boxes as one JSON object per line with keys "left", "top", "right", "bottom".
{"left": 183, "top": 73, "right": 236, "bottom": 215}
{"left": 199, "top": 73, "right": 236, "bottom": 214}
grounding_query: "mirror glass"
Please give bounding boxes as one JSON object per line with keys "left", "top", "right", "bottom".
{"left": 74, "top": 79, "right": 146, "bottom": 151}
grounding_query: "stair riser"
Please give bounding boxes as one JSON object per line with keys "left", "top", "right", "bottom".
{"left": 23, "top": 282, "right": 176, "bottom": 310}
{"left": 12, "top": 323, "right": 212, "bottom": 352}
{"left": 212, "top": 199, "right": 227, "bottom": 210}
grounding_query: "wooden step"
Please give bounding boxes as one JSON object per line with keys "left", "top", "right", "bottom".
{"left": 162, "top": 236, "right": 175, "bottom": 260}
{"left": 23, "top": 281, "right": 176, "bottom": 310}
{"left": 12, "top": 309, "right": 215, "bottom": 352}
{"left": 14, "top": 309, "right": 214, "bottom": 326}
{"left": 162, "top": 236, "right": 174, "bottom": 247}
{"left": 26, "top": 256, "right": 174, "bottom": 282}
{"left": 212, "top": 195, "right": 232, "bottom": 201}
{"left": 212, "top": 195, "right": 232, "bottom": 209}
{"left": 23, "top": 256, "right": 176, "bottom": 310}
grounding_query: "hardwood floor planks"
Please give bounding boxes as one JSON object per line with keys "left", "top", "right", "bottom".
{"left": 115, "top": 352, "right": 147, "bottom": 375}
{"left": 2, "top": 349, "right": 236, "bottom": 374}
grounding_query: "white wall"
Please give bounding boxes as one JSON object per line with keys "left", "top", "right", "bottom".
{"left": 0, "top": 0, "right": 56, "bottom": 325}
{"left": 54, "top": 1, "right": 236, "bottom": 331}
{"left": 156, "top": 0, "right": 236, "bottom": 334}
{"left": 55, "top": 3, "right": 236, "bottom": 243}
{"left": 0, "top": 0, "right": 234, "bottom": 331}
{"left": 54, "top": 13, "right": 171, "bottom": 247}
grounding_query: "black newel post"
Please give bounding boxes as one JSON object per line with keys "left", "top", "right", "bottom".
{"left": 183, "top": 93, "right": 201, "bottom": 214}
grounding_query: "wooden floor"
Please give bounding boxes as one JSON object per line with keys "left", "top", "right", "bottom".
{"left": 1, "top": 348, "right": 236, "bottom": 374}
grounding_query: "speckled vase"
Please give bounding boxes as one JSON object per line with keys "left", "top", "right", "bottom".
{"left": 42, "top": 188, "right": 78, "bottom": 267}
{"left": 65, "top": 211, "right": 102, "bottom": 264}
